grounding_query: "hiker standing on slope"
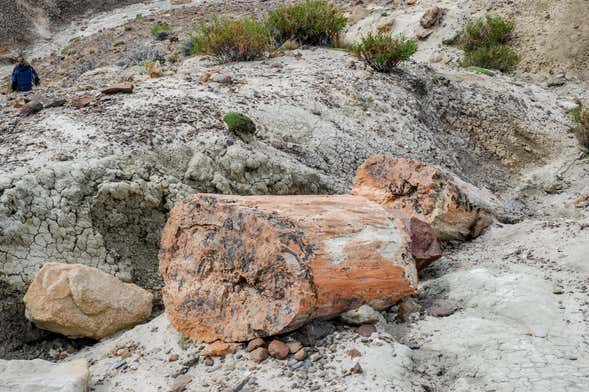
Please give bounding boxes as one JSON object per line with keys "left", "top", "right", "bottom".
{"left": 11, "top": 57, "right": 40, "bottom": 93}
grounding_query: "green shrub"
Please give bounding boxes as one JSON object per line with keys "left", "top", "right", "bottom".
{"left": 461, "top": 44, "right": 519, "bottom": 72}
{"left": 151, "top": 22, "right": 172, "bottom": 37}
{"left": 167, "top": 52, "right": 181, "bottom": 64}
{"left": 266, "top": 0, "right": 347, "bottom": 46}
{"left": 571, "top": 103, "right": 589, "bottom": 150}
{"left": 352, "top": 32, "right": 417, "bottom": 72}
{"left": 223, "top": 112, "right": 256, "bottom": 134}
{"left": 186, "top": 17, "right": 270, "bottom": 62}
{"left": 461, "top": 15, "right": 515, "bottom": 51}
{"left": 460, "top": 15, "right": 519, "bottom": 72}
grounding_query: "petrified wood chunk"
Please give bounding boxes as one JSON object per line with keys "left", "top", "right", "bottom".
{"left": 353, "top": 155, "right": 501, "bottom": 240}
{"left": 159, "top": 194, "right": 418, "bottom": 343}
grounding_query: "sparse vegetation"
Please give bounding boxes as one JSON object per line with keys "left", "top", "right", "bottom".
{"left": 186, "top": 17, "right": 270, "bottom": 62}
{"left": 167, "top": 52, "right": 181, "bottom": 64}
{"left": 571, "top": 102, "right": 589, "bottom": 150}
{"left": 150, "top": 22, "right": 172, "bottom": 38}
{"left": 112, "top": 39, "right": 126, "bottom": 47}
{"left": 266, "top": 0, "right": 347, "bottom": 46}
{"left": 128, "top": 44, "right": 165, "bottom": 65}
{"left": 460, "top": 15, "right": 519, "bottom": 72}
{"left": 352, "top": 32, "right": 417, "bottom": 72}
{"left": 223, "top": 112, "right": 256, "bottom": 134}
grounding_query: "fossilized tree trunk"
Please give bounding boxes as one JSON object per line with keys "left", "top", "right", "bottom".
{"left": 159, "top": 194, "right": 418, "bottom": 343}
{"left": 353, "top": 155, "right": 500, "bottom": 240}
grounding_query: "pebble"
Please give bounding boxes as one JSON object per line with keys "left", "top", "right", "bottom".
{"left": 112, "top": 359, "right": 126, "bottom": 369}
{"left": 309, "top": 353, "right": 322, "bottom": 362}
{"left": 293, "top": 348, "right": 307, "bottom": 361}
{"left": 171, "top": 375, "right": 192, "bottom": 392}
{"left": 356, "top": 324, "right": 377, "bottom": 337}
{"left": 249, "top": 347, "right": 269, "bottom": 363}
{"left": 426, "top": 300, "right": 458, "bottom": 317}
{"left": 286, "top": 340, "right": 303, "bottom": 354}
{"left": 116, "top": 348, "right": 130, "bottom": 358}
{"left": 203, "top": 356, "right": 214, "bottom": 366}
{"left": 169, "top": 354, "right": 179, "bottom": 362}
{"left": 246, "top": 338, "right": 265, "bottom": 352}
{"left": 268, "top": 340, "right": 289, "bottom": 360}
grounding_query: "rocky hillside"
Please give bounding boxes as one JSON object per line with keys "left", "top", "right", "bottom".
{"left": 0, "top": 0, "right": 588, "bottom": 391}
{"left": 0, "top": 0, "right": 143, "bottom": 50}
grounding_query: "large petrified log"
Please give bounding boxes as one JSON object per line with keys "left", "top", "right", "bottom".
{"left": 353, "top": 155, "right": 502, "bottom": 241}
{"left": 159, "top": 194, "right": 418, "bottom": 343}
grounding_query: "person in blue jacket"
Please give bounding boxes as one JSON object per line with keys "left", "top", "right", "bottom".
{"left": 11, "top": 57, "right": 40, "bottom": 92}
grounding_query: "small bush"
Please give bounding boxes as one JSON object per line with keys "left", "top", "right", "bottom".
{"left": 186, "top": 17, "right": 270, "bottom": 62}
{"left": 352, "top": 32, "right": 417, "bottom": 72}
{"left": 266, "top": 0, "right": 347, "bottom": 46}
{"left": 151, "top": 22, "right": 172, "bottom": 38}
{"left": 461, "top": 44, "right": 519, "bottom": 72}
{"left": 223, "top": 112, "right": 256, "bottom": 134}
{"left": 167, "top": 52, "right": 181, "bottom": 64}
{"left": 460, "top": 15, "right": 519, "bottom": 72}
{"left": 572, "top": 103, "right": 589, "bottom": 150}
{"left": 128, "top": 44, "right": 165, "bottom": 65}
{"left": 461, "top": 15, "right": 515, "bottom": 51}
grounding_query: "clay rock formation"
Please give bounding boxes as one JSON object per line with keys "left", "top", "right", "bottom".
{"left": 159, "top": 194, "right": 418, "bottom": 343}
{"left": 0, "top": 358, "right": 89, "bottom": 392}
{"left": 24, "top": 262, "right": 153, "bottom": 339}
{"left": 353, "top": 156, "right": 502, "bottom": 241}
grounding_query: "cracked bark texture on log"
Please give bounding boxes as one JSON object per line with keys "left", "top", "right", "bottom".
{"left": 159, "top": 194, "right": 418, "bottom": 343}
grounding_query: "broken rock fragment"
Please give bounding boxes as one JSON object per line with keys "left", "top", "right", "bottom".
{"left": 353, "top": 155, "right": 501, "bottom": 240}
{"left": 159, "top": 194, "right": 418, "bottom": 343}
{"left": 420, "top": 6, "right": 442, "bottom": 28}
{"left": 24, "top": 262, "right": 153, "bottom": 339}
{"left": 340, "top": 304, "right": 384, "bottom": 326}
{"left": 101, "top": 83, "right": 134, "bottom": 94}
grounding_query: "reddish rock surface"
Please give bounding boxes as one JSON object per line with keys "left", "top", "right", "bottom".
{"left": 268, "top": 340, "right": 290, "bottom": 360}
{"left": 353, "top": 155, "right": 500, "bottom": 240}
{"left": 159, "top": 194, "right": 418, "bottom": 343}
{"left": 357, "top": 324, "right": 377, "bottom": 337}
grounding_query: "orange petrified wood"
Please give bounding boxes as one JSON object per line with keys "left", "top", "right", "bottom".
{"left": 353, "top": 155, "right": 500, "bottom": 241}
{"left": 159, "top": 194, "right": 418, "bottom": 343}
